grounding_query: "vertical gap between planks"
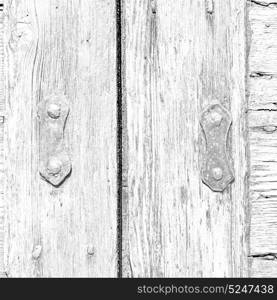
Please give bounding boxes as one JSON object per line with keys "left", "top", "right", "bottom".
{"left": 116, "top": 0, "right": 123, "bottom": 278}
{"left": 245, "top": 0, "right": 251, "bottom": 276}
{"left": 0, "top": 1, "right": 4, "bottom": 277}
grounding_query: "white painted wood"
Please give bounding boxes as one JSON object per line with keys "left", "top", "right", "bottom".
{"left": 251, "top": 257, "right": 277, "bottom": 277}
{"left": 0, "top": 2, "right": 4, "bottom": 278}
{"left": 3, "top": 0, "right": 117, "bottom": 277}
{"left": 248, "top": 0, "right": 277, "bottom": 276}
{"left": 3, "top": 0, "right": 277, "bottom": 279}
{"left": 122, "top": 0, "right": 248, "bottom": 277}
{"left": 249, "top": 112, "right": 277, "bottom": 255}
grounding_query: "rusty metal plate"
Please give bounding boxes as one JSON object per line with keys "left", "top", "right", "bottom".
{"left": 200, "top": 103, "right": 234, "bottom": 192}
{"left": 37, "top": 94, "right": 71, "bottom": 186}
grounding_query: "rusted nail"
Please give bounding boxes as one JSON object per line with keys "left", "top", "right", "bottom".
{"left": 47, "top": 157, "right": 62, "bottom": 176}
{"left": 87, "top": 245, "right": 95, "bottom": 256}
{"left": 210, "top": 111, "right": 222, "bottom": 126}
{"left": 212, "top": 167, "right": 223, "bottom": 181}
{"left": 47, "top": 103, "right": 61, "bottom": 119}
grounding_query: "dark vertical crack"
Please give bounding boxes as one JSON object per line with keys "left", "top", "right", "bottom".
{"left": 116, "top": 0, "right": 123, "bottom": 278}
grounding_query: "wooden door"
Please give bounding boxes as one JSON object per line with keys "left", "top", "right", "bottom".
{"left": 0, "top": 0, "right": 277, "bottom": 278}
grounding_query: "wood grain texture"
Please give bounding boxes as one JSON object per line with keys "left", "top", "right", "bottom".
{"left": 4, "top": 0, "right": 117, "bottom": 277}
{"left": 248, "top": 0, "right": 277, "bottom": 276}
{"left": 0, "top": 2, "right": 4, "bottom": 277}
{"left": 250, "top": 257, "right": 277, "bottom": 277}
{"left": 122, "top": 0, "right": 248, "bottom": 277}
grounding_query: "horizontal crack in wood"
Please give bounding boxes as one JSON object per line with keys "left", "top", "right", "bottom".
{"left": 249, "top": 0, "right": 277, "bottom": 7}
{"left": 250, "top": 253, "right": 277, "bottom": 260}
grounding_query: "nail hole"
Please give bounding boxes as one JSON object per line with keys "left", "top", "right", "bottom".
{"left": 87, "top": 245, "right": 95, "bottom": 256}
{"left": 32, "top": 245, "right": 42, "bottom": 260}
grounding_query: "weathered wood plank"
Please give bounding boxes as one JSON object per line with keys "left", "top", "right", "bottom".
{"left": 248, "top": 2, "right": 277, "bottom": 77}
{"left": 248, "top": 117, "right": 277, "bottom": 254}
{"left": 4, "top": 0, "right": 117, "bottom": 277}
{"left": 122, "top": 0, "right": 248, "bottom": 277}
{"left": 0, "top": 1, "right": 4, "bottom": 277}
{"left": 248, "top": 0, "right": 277, "bottom": 267}
{"left": 250, "top": 257, "right": 277, "bottom": 277}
